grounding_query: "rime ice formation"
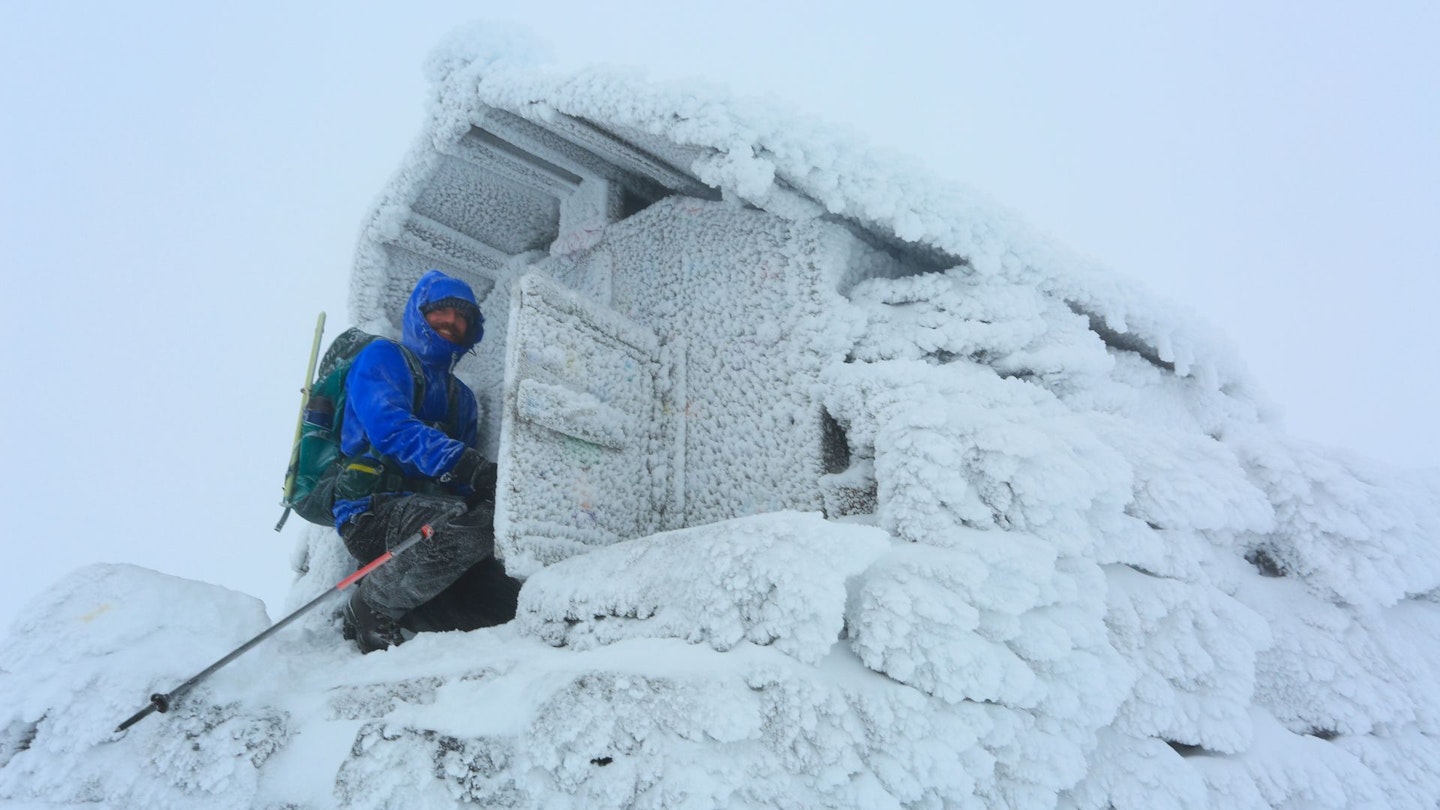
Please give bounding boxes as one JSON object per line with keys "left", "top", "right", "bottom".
{"left": 3, "top": 30, "right": 1439, "bottom": 809}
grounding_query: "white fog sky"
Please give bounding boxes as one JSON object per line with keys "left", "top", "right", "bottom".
{"left": 1, "top": 1, "right": 1435, "bottom": 627}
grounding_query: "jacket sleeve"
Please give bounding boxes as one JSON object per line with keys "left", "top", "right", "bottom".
{"left": 344, "top": 341, "right": 467, "bottom": 478}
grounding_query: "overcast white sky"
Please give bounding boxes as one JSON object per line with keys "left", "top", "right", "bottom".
{"left": 2, "top": 2, "right": 1435, "bottom": 628}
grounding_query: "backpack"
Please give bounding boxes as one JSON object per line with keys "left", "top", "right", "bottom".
{"left": 282, "top": 327, "right": 427, "bottom": 527}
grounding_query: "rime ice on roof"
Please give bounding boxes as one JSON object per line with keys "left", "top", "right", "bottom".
{"left": 4, "top": 31, "right": 1440, "bottom": 809}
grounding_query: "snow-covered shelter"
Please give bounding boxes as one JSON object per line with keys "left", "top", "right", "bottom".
{"left": 347, "top": 60, "right": 959, "bottom": 574}
{"left": 4, "top": 33, "right": 1439, "bottom": 810}
{"left": 346, "top": 44, "right": 1235, "bottom": 578}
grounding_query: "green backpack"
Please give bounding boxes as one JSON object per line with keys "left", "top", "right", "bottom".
{"left": 280, "top": 327, "right": 427, "bottom": 527}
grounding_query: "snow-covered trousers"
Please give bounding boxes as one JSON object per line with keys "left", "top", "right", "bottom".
{"left": 341, "top": 493, "right": 520, "bottom": 631}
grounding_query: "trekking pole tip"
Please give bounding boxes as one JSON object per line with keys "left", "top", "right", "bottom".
{"left": 114, "top": 705, "right": 153, "bottom": 734}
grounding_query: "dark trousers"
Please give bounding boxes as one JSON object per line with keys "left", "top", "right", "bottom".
{"left": 341, "top": 493, "right": 521, "bottom": 633}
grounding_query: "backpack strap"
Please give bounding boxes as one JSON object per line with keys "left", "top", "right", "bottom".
{"left": 443, "top": 375, "right": 462, "bottom": 439}
{"left": 390, "top": 341, "right": 463, "bottom": 440}
{"left": 391, "top": 341, "right": 427, "bottom": 415}
{"left": 390, "top": 339, "right": 463, "bottom": 440}
{"left": 345, "top": 339, "right": 469, "bottom": 498}
{"left": 341, "top": 339, "right": 428, "bottom": 469}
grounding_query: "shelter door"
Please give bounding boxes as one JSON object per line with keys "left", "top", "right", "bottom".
{"left": 494, "top": 271, "right": 682, "bottom": 578}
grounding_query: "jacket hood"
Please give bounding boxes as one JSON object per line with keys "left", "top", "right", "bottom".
{"left": 402, "top": 270, "right": 485, "bottom": 366}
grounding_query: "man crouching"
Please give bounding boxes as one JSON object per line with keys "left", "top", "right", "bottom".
{"left": 332, "top": 269, "right": 518, "bottom": 653}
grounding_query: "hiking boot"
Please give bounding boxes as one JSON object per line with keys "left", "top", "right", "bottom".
{"left": 341, "top": 590, "right": 407, "bottom": 654}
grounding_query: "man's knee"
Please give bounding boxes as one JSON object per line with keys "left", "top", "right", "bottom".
{"left": 340, "top": 510, "right": 384, "bottom": 562}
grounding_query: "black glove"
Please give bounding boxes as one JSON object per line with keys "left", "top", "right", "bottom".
{"left": 448, "top": 448, "right": 498, "bottom": 497}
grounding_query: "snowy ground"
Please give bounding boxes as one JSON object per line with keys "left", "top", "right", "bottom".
{"left": 3, "top": 478, "right": 1437, "bottom": 808}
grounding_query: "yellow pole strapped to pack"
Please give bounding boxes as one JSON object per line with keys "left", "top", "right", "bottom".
{"left": 276, "top": 312, "right": 327, "bottom": 531}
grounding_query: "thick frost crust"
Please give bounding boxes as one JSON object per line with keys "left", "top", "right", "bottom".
{"left": 518, "top": 512, "right": 890, "bottom": 664}
{"left": 407, "top": 27, "right": 1261, "bottom": 403}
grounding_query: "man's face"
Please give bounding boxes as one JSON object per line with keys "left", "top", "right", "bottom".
{"left": 425, "top": 306, "right": 469, "bottom": 344}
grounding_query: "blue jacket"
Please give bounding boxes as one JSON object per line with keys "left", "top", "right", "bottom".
{"left": 332, "top": 270, "right": 485, "bottom": 529}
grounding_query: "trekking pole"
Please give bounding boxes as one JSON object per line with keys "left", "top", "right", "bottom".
{"left": 275, "top": 311, "right": 328, "bottom": 531}
{"left": 115, "top": 503, "right": 466, "bottom": 734}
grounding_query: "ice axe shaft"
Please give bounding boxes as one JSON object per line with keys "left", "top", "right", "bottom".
{"left": 115, "top": 505, "right": 464, "bottom": 733}
{"left": 275, "top": 311, "right": 327, "bottom": 532}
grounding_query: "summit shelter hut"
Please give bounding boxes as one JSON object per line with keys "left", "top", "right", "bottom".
{"left": 346, "top": 66, "right": 964, "bottom": 577}
{"left": 270, "top": 44, "right": 1440, "bottom": 808}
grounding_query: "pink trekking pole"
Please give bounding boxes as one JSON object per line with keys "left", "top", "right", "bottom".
{"left": 114, "top": 504, "right": 464, "bottom": 733}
